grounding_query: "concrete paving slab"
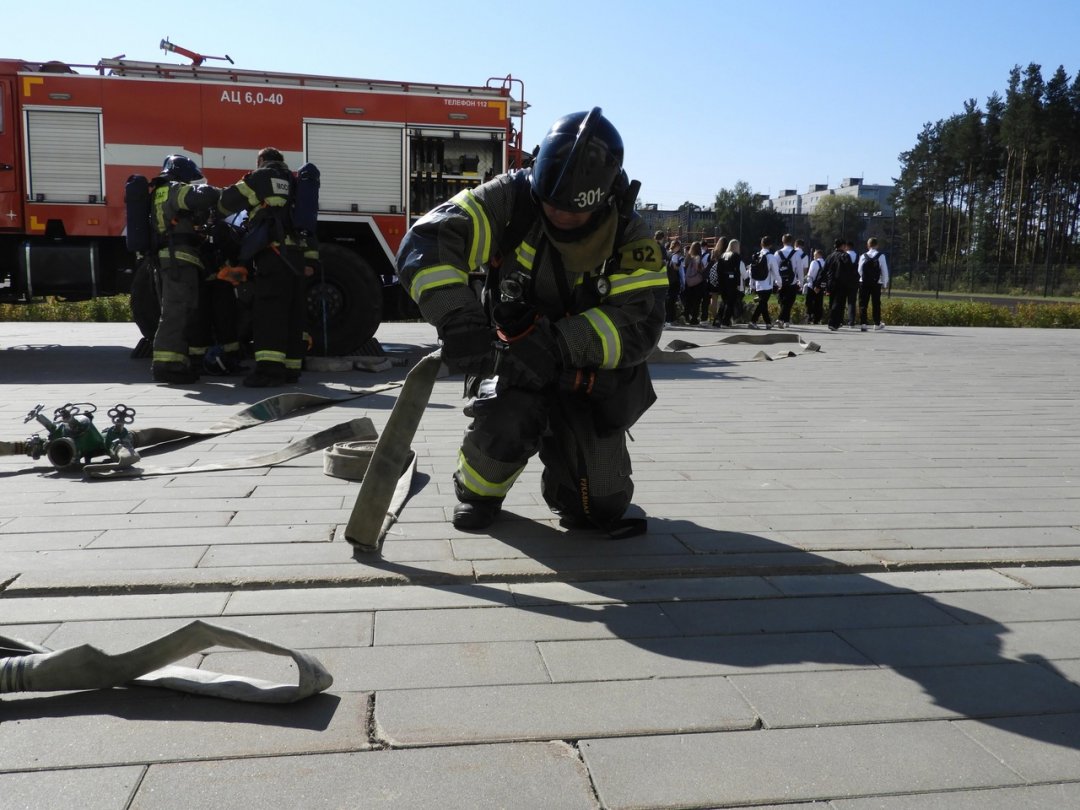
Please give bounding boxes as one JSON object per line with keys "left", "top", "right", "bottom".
{"left": 508, "top": 575, "right": 782, "bottom": 605}
{"left": 375, "top": 676, "right": 758, "bottom": 746}
{"left": 0, "top": 766, "right": 144, "bottom": 810}
{"left": 89, "top": 523, "right": 332, "bottom": 548}
{"left": 764, "top": 569, "right": 1024, "bottom": 597}
{"left": 0, "top": 545, "right": 206, "bottom": 571}
{"left": 0, "top": 690, "right": 368, "bottom": 770}
{"left": 661, "top": 592, "right": 962, "bottom": 636}
{"left": 873, "top": 546, "right": 1080, "bottom": 566}
{"left": 580, "top": 721, "right": 1027, "bottom": 808}
{"left": 205, "top": 639, "right": 548, "bottom": 691}
{"left": 539, "top": 631, "right": 874, "bottom": 681}
{"left": 198, "top": 538, "right": 453, "bottom": 567}
{"left": 40, "top": 611, "right": 373, "bottom": 651}
{"left": 0, "top": 512, "right": 234, "bottom": 534}
{"left": 837, "top": 620, "right": 1080, "bottom": 667}
{"left": 998, "top": 565, "right": 1080, "bottom": 587}
{"left": 130, "top": 744, "right": 596, "bottom": 810}
{"left": 954, "top": 712, "right": 1080, "bottom": 782}
{"left": 5, "top": 560, "right": 475, "bottom": 594}
{"left": 0, "top": 592, "right": 229, "bottom": 623}
{"left": 930, "top": 588, "right": 1080, "bottom": 624}
{"left": 0, "top": 622, "right": 59, "bottom": 644}
{"left": 473, "top": 549, "right": 878, "bottom": 580}
{"left": 832, "top": 783, "right": 1080, "bottom": 809}
{"left": 0, "top": 531, "right": 104, "bottom": 552}
{"left": 729, "top": 661, "right": 1080, "bottom": 727}
{"left": 223, "top": 582, "right": 514, "bottom": 615}
{"left": 374, "top": 602, "right": 679, "bottom": 645}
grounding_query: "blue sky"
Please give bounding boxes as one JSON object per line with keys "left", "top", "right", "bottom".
{"left": 10, "top": 0, "right": 1079, "bottom": 209}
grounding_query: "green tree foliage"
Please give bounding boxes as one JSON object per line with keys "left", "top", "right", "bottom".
{"left": 893, "top": 62, "right": 1080, "bottom": 295}
{"left": 808, "top": 195, "right": 880, "bottom": 246}
{"left": 712, "top": 181, "right": 785, "bottom": 248}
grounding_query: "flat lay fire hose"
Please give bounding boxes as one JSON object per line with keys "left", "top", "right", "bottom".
{"left": 0, "top": 620, "right": 332, "bottom": 703}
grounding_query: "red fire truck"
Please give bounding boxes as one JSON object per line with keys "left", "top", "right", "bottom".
{"left": 0, "top": 46, "right": 526, "bottom": 353}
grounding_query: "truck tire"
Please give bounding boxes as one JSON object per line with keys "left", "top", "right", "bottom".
{"left": 307, "top": 244, "right": 382, "bottom": 356}
{"left": 129, "top": 258, "right": 160, "bottom": 341}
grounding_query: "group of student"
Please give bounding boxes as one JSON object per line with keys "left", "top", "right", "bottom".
{"left": 658, "top": 232, "right": 890, "bottom": 332}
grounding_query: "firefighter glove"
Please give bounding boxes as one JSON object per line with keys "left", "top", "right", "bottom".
{"left": 439, "top": 317, "right": 495, "bottom": 376}
{"left": 498, "top": 319, "right": 562, "bottom": 392}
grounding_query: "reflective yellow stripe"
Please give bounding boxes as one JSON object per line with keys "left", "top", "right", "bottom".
{"left": 152, "top": 350, "right": 188, "bottom": 363}
{"left": 284, "top": 358, "right": 303, "bottom": 370}
{"left": 451, "top": 189, "right": 492, "bottom": 270}
{"left": 583, "top": 308, "right": 621, "bottom": 369}
{"left": 409, "top": 264, "right": 469, "bottom": 301}
{"left": 157, "top": 247, "right": 203, "bottom": 267}
{"left": 607, "top": 268, "right": 669, "bottom": 296}
{"left": 235, "top": 179, "right": 261, "bottom": 208}
{"left": 456, "top": 450, "right": 524, "bottom": 498}
{"left": 515, "top": 239, "right": 536, "bottom": 270}
{"left": 153, "top": 185, "right": 169, "bottom": 234}
{"left": 254, "top": 350, "right": 287, "bottom": 364}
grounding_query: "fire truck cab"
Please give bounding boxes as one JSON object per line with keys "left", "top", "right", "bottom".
{"left": 0, "top": 54, "right": 525, "bottom": 354}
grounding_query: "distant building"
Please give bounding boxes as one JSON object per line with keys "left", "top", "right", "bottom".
{"left": 767, "top": 178, "right": 895, "bottom": 217}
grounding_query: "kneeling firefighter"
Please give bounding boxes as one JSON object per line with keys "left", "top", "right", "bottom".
{"left": 396, "top": 108, "right": 668, "bottom": 535}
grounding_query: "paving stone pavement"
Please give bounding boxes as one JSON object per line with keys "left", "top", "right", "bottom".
{"left": 2, "top": 320, "right": 1080, "bottom": 809}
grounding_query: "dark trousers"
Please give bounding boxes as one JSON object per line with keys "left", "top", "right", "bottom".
{"left": 193, "top": 278, "right": 240, "bottom": 354}
{"left": 828, "top": 282, "right": 858, "bottom": 329}
{"left": 152, "top": 258, "right": 200, "bottom": 367}
{"left": 805, "top": 288, "right": 824, "bottom": 323}
{"left": 665, "top": 288, "right": 680, "bottom": 323}
{"left": 456, "top": 382, "right": 634, "bottom": 527}
{"left": 682, "top": 283, "right": 708, "bottom": 324}
{"left": 715, "top": 288, "right": 742, "bottom": 325}
{"left": 858, "top": 283, "right": 883, "bottom": 326}
{"left": 777, "top": 285, "right": 799, "bottom": 323}
{"left": 251, "top": 246, "right": 306, "bottom": 368}
{"left": 750, "top": 289, "right": 773, "bottom": 325}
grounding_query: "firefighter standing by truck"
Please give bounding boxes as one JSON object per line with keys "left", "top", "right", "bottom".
{"left": 217, "top": 147, "right": 319, "bottom": 387}
{"left": 149, "top": 155, "right": 221, "bottom": 385}
{"left": 396, "top": 108, "right": 668, "bottom": 536}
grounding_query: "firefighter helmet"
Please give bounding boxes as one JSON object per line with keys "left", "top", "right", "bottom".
{"left": 160, "top": 154, "right": 203, "bottom": 183}
{"left": 530, "top": 108, "right": 623, "bottom": 213}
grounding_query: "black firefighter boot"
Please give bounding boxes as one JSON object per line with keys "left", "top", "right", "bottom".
{"left": 243, "top": 361, "right": 289, "bottom": 388}
{"left": 452, "top": 499, "right": 503, "bottom": 531}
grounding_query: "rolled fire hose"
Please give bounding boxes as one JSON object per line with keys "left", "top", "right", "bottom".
{"left": 0, "top": 620, "right": 332, "bottom": 703}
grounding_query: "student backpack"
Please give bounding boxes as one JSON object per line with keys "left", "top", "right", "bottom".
{"left": 750, "top": 250, "right": 770, "bottom": 281}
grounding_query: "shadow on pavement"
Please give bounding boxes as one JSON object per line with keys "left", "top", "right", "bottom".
{"left": 372, "top": 516, "right": 1080, "bottom": 753}
{"left": 0, "top": 685, "right": 341, "bottom": 729}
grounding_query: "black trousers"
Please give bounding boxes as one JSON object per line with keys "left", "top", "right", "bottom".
{"left": 251, "top": 246, "right": 306, "bottom": 368}
{"left": 715, "top": 287, "right": 742, "bottom": 325}
{"left": 858, "top": 283, "right": 883, "bottom": 326}
{"left": 750, "top": 289, "right": 773, "bottom": 324}
{"left": 828, "top": 282, "right": 858, "bottom": 329}
{"left": 682, "top": 283, "right": 708, "bottom": 324}
{"left": 777, "top": 285, "right": 799, "bottom": 322}
{"left": 456, "top": 382, "right": 634, "bottom": 527}
{"left": 805, "top": 288, "right": 824, "bottom": 323}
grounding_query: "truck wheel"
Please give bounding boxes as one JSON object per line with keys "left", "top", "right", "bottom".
{"left": 306, "top": 244, "right": 383, "bottom": 356}
{"left": 129, "top": 258, "right": 160, "bottom": 341}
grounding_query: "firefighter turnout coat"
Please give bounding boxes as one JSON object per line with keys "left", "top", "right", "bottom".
{"left": 397, "top": 170, "right": 668, "bottom": 527}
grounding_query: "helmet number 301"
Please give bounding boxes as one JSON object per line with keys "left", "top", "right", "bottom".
{"left": 573, "top": 187, "right": 606, "bottom": 209}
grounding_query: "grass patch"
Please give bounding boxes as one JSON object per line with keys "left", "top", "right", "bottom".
{"left": 3, "top": 293, "right": 1080, "bottom": 329}
{"left": 0, "top": 295, "right": 133, "bottom": 323}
